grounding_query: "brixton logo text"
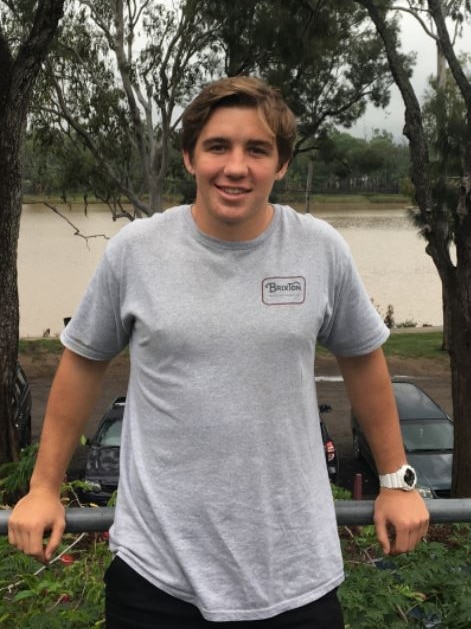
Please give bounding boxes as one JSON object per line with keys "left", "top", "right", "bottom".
{"left": 262, "top": 276, "right": 306, "bottom": 305}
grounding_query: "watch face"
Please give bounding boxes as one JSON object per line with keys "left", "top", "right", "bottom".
{"left": 404, "top": 467, "right": 416, "bottom": 486}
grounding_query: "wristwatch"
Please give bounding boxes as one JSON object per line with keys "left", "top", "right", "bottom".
{"left": 379, "top": 464, "right": 417, "bottom": 491}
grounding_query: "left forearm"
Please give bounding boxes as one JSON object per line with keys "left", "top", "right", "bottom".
{"left": 336, "top": 348, "right": 406, "bottom": 474}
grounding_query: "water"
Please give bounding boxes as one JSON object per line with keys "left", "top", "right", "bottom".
{"left": 18, "top": 203, "right": 443, "bottom": 337}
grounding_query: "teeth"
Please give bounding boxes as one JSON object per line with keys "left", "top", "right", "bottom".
{"left": 220, "top": 187, "right": 246, "bottom": 195}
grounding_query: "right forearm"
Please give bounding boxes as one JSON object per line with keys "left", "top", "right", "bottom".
{"left": 29, "top": 348, "right": 110, "bottom": 494}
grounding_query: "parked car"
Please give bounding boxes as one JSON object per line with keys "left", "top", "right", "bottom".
{"left": 13, "top": 363, "right": 32, "bottom": 449}
{"left": 351, "top": 379, "right": 453, "bottom": 498}
{"left": 81, "top": 396, "right": 125, "bottom": 505}
{"left": 319, "top": 404, "right": 339, "bottom": 484}
{"left": 81, "top": 397, "right": 340, "bottom": 503}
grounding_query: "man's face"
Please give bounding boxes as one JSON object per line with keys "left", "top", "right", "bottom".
{"left": 183, "top": 106, "right": 288, "bottom": 241}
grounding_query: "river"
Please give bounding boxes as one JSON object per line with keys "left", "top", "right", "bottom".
{"left": 18, "top": 203, "right": 443, "bottom": 338}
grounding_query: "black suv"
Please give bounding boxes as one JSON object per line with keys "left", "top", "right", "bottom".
{"left": 13, "top": 363, "right": 32, "bottom": 448}
{"left": 81, "top": 397, "right": 125, "bottom": 505}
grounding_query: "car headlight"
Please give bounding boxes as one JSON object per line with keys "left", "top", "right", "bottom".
{"left": 417, "top": 486, "right": 434, "bottom": 499}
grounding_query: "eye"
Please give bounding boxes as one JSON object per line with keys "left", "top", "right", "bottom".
{"left": 248, "top": 144, "right": 272, "bottom": 156}
{"left": 206, "top": 142, "right": 227, "bottom": 154}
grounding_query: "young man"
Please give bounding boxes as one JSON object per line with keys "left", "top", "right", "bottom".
{"left": 9, "top": 76, "right": 429, "bottom": 628}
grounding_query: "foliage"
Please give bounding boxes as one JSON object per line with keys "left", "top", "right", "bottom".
{"left": 383, "top": 331, "right": 446, "bottom": 360}
{"left": 0, "top": 445, "right": 38, "bottom": 504}
{"left": 0, "top": 533, "right": 111, "bottom": 627}
{"left": 23, "top": 0, "right": 408, "bottom": 215}
{"left": 198, "top": 0, "right": 400, "bottom": 157}
{"left": 1, "top": 515, "right": 470, "bottom": 627}
{"left": 29, "top": 0, "right": 217, "bottom": 216}
{"left": 354, "top": 0, "right": 471, "bottom": 497}
{"left": 0, "top": 0, "right": 65, "bottom": 465}
{"left": 339, "top": 524, "right": 471, "bottom": 628}
{"left": 2, "top": 430, "right": 470, "bottom": 627}
{"left": 18, "top": 337, "right": 63, "bottom": 355}
{"left": 284, "top": 130, "right": 410, "bottom": 196}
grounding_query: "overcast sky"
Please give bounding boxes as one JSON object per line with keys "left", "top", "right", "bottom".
{"left": 349, "top": 10, "right": 470, "bottom": 142}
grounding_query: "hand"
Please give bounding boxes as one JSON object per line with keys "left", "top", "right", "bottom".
{"left": 374, "top": 488, "right": 429, "bottom": 555}
{"left": 8, "top": 490, "right": 66, "bottom": 564}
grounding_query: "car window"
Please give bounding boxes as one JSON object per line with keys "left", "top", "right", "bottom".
{"left": 97, "top": 419, "right": 123, "bottom": 447}
{"left": 393, "top": 382, "right": 446, "bottom": 420}
{"left": 401, "top": 420, "right": 454, "bottom": 451}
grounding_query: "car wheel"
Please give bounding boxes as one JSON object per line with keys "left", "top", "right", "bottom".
{"left": 352, "top": 431, "right": 361, "bottom": 459}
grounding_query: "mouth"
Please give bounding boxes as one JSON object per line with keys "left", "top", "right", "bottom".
{"left": 216, "top": 185, "right": 251, "bottom": 197}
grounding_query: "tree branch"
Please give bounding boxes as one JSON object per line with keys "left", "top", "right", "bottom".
{"left": 44, "top": 202, "right": 111, "bottom": 246}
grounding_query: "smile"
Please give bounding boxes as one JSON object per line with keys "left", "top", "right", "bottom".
{"left": 217, "top": 186, "right": 250, "bottom": 196}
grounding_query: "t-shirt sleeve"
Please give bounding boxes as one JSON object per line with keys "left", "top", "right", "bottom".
{"left": 317, "top": 230, "right": 389, "bottom": 356}
{"left": 60, "top": 245, "right": 130, "bottom": 361}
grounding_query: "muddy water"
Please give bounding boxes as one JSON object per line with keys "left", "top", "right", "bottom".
{"left": 18, "top": 203, "right": 442, "bottom": 337}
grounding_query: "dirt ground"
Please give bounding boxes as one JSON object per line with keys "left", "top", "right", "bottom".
{"left": 21, "top": 350, "right": 452, "bottom": 496}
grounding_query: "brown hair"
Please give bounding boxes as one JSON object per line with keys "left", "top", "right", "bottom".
{"left": 181, "top": 76, "right": 297, "bottom": 167}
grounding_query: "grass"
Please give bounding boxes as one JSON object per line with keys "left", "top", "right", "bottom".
{"left": 315, "top": 329, "right": 447, "bottom": 363}
{"left": 384, "top": 330, "right": 446, "bottom": 360}
{"left": 19, "top": 338, "right": 63, "bottom": 355}
{"left": 18, "top": 330, "right": 447, "bottom": 362}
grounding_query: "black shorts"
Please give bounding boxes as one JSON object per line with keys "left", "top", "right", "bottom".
{"left": 105, "top": 556, "right": 345, "bottom": 629}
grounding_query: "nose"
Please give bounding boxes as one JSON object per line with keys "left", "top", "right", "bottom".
{"left": 223, "top": 148, "right": 248, "bottom": 178}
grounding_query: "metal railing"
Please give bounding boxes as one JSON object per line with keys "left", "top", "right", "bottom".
{"left": 1, "top": 500, "right": 471, "bottom": 534}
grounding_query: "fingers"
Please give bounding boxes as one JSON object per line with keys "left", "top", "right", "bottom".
{"left": 374, "top": 519, "right": 391, "bottom": 555}
{"left": 45, "top": 521, "right": 66, "bottom": 562}
{"left": 8, "top": 498, "right": 66, "bottom": 564}
{"left": 9, "top": 520, "right": 49, "bottom": 563}
{"left": 387, "top": 517, "right": 429, "bottom": 556}
{"left": 374, "top": 489, "right": 430, "bottom": 556}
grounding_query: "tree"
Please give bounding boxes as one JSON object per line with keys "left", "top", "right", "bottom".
{"left": 31, "top": 0, "right": 401, "bottom": 214}
{"left": 0, "top": 0, "right": 65, "bottom": 464}
{"left": 31, "top": 0, "right": 218, "bottom": 217}
{"left": 354, "top": 0, "right": 471, "bottom": 496}
{"left": 197, "top": 0, "right": 402, "bottom": 210}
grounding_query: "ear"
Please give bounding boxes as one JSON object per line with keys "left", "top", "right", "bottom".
{"left": 274, "top": 161, "right": 289, "bottom": 181}
{"left": 182, "top": 151, "right": 195, "bottom": 176}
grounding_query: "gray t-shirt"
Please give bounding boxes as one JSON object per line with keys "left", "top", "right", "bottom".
{"left": 62, "top": 204, "right": 388, "bottom": 621}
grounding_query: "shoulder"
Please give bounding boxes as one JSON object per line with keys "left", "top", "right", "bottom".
{"left": 106, "top": 205, "right": 189, "bottom": 257}
{"left": 275, "top": 204, "right": 350, "bottom": 253}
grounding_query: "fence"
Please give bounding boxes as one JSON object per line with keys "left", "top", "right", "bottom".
{"left": 1, "top": 500, "right": 471, "bottom": 535}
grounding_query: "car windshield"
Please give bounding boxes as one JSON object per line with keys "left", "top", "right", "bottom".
{"left": 401, "top": 419, "right": 454, "bottom": 452}
{"left": 393, "top": 382, "right": 446, "bottom": 420}
{"left": 97, "top": 419, "right": 123, "bottom": 447}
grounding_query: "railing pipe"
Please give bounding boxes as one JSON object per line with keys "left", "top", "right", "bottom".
{"left": 1, "top": 500, "right": 471, "bottom": 535}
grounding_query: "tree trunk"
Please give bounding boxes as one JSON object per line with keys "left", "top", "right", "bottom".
{"left": 0, "top": 126, "right": 22, "bottom": 463}
{"left": 446, "top": 268, "right": 471, "bottom": 497}
{"left": 0, "top": 1, "right": 65, "bottom": 464}
{"left": 304, "top": 159, "right": 314, "bottom": 214}
{"left": 355, "top": 0, "right": 471, "bottom": 496}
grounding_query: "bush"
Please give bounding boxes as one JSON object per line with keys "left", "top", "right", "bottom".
{"left": 0, "top": 533, "right": 111, "bottom": 627}
{"left": 339, "top": 524, "right": 471, "bottom": 628}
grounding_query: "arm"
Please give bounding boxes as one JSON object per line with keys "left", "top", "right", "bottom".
{"left": 336, "top": 348, "right": 429, "bottom": 555}
{"left": 8, "top": 348, "right": 110, "bottom": 563}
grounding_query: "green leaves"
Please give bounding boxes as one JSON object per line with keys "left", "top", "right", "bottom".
{"left": 340, "top": 524, "right": 471, "bottom": 627}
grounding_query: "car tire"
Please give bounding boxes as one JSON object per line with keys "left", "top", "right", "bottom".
{"left": 352, "top": 431, "right": 361, "bottom": 460}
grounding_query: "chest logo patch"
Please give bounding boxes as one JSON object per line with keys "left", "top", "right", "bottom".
{"left": 262, "top": 276, "right": 306, "bottom": 305}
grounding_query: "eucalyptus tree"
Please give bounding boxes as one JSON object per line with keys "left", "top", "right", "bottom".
{"left": 0, "top": 0, "right": 65, "bottom": 464}
{"left": 33, "top": 0, "right": 218, "bottom": 217}
{"left": 354, "top": 0, "right": 471, "bottom": 496}
{"left": 197, "top": 0, "right": 399, "bottom": 208}
{"left": 34, "top": 0, "right": 400, "bottom": 214}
